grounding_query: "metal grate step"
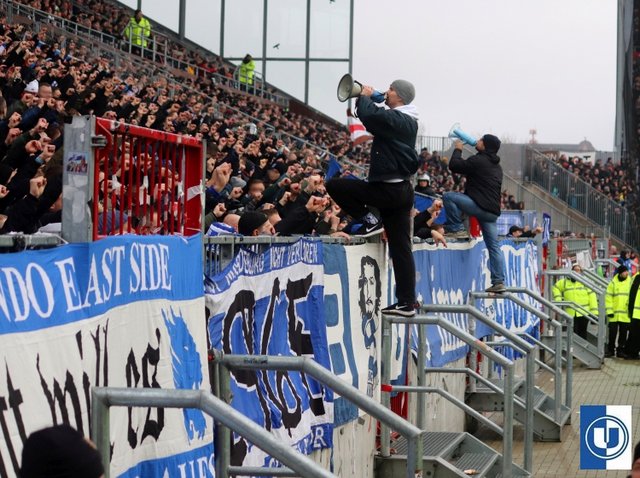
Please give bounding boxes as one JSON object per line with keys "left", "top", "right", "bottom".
{"left": 515, "top": 385, "right": 547, "bottom": 409}
{"left": 451, "top": 452, "right": 498, "bottom": 476}
{"left": 393, "top": 431, "right": 464, "bottom": 457}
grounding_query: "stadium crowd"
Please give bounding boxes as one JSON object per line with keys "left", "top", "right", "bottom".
{"left": 0, "top": 3, "right": 543, "bottom": 240}
{"left": 553, "top": 154, "right": 636, "bottom": 208}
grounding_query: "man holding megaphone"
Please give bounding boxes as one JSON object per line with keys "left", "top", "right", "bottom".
{"left": 326, "top": 79, "right": 420, "bottom": 317}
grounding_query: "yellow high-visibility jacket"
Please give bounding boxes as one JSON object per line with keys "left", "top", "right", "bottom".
{"left": 238, "top": 60, "right": 255, "bottom": 85}
{"left": 605, "top": 274, "right": 632, "bottom": 323}
{"left": 629, "top": 273, "right": 640, "bottom": 320}
{"left": 552, "top": 277, "right": 598, "bottom": 317}
{"left": 125, "top": 16, "right": 151, "bottom": 48}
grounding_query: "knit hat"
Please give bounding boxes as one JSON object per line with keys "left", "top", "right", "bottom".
{"left": 238, "top": 211, "right": 269, "bottom": 236}
{"left": 482, "top": 134, "right": 501, "bottom": 154}
{"left": 634, "top": 440, "right": 640, "bottom": 463}
{"left": 24, "top": 80, "right": 39, "bottom": 94}
{"left": 21, "top": 425, "right": 104, "bottom": 478}
{"left": 390, "top": 79, "right": 415, "bottom": 105}
{"left": 617, "top": 264, "right": 628, "bottom": 275}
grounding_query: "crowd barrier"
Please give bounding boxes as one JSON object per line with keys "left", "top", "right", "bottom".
{"left": 62, "top": 116, "right": 204, "bottom": 242}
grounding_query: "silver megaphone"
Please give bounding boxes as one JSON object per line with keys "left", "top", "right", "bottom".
{"left": 337, "top": 74, "right": 385, "bottom": 103}
{"left": 448, "top": 122, "right": 477, "bottom": 147}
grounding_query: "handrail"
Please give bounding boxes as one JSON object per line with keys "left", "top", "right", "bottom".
{"left": 415, "top": 303, "right": 534, "bottom": 474}
{"left": 582, "top": 269, "right": 609, "bottom": 288}
{"left": 212, "top": 353, "right": 423, "bottom": 478}
{"left": 470, "top": 291, "right": 565, "bottom": 422}
{"left": 544, "top": 270, "right": 607, "bottom": 359}
{"left": 91, "top": 387, "right": 336, "bottom": 478}
{"left": 382, "top": 314, "right": 516, "bottom": 477}
{"left": 525, "top": 147, "right": 638, "bottom": 250}
{"left": 496, "top": 287, "right": 576, "bottom": 408}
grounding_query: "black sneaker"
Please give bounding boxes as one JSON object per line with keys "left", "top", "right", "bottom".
{"left": 353, "top": 220, "right": 384, "bottom": 237}
{"left": 382, "top": 303, "right": 416, "bottom": 317}
{"left": 604, "top": 351, "right": 614, "bottom": 358}
{"left": 485, "top": 283, "right": 506, "bottom": 293}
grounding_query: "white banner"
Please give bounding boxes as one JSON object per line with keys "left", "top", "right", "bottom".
{"left": 0, "top": 235, "right": 213, "bottom": 478}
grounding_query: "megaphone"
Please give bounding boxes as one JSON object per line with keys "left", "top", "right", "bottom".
{"left": 448, "top": 123, "right": 477, "bottom": 147}
{"left": 337, "top": 74, "right": 385, "bottom": 103}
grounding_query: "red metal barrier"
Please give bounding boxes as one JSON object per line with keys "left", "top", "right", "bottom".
{"left": 92, "top": 118, "right": 203, "bottom": 240}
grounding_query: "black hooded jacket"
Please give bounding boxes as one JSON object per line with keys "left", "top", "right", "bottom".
{"left": 448, "top": 148, "right": 502, "bottom": 216}
{"left": 356, "top": 96, "right": 419, "bottom": 181}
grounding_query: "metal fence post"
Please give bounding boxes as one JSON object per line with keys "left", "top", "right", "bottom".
{"left": 91, "top": 390, "right": 111, "bottom": 478}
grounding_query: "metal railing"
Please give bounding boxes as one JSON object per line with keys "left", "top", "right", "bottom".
{"left": 502, "top": 174, "right": 607, "bottom": 238}
{"left": 491, "top": 287, "right": 575, "bottom": 409}
{"left": 544, "top": 270, "right": 608, "bottom": 360}
{"left": 470, "top": 291, "right": 566, "bottom": 423}
{"left": 211, "top": 352, "right": 423, "bottom": 478}
{"left": 412, "top": 303, "right": 535, "bottom": 473}
{"left": 91, "top": 387, "right": 336, "bottom": 478}
{"left": 381, "top": 313, "right": 519, "bottom": 476}
{"left": 524, "top": 147, "right": 639, "bottom": 249}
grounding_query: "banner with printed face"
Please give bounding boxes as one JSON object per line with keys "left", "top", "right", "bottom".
{"left": 206, "top": 239, "right": 333, "bottom": 470}
{"left": 323, "top": 243, "right": 406, "bottom": 425}
{"left": 0, "top": 235, "right": 213, "bottom": 478}
{"left": 413, "top": 239, "right": 541, "bottom": 366}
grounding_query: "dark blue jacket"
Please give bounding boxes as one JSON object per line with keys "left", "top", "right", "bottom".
{"left": 356, "top": 96, "right": 419, "bottom": 182}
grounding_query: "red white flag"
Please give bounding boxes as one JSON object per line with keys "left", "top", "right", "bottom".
{"left": 347, "top": 109, "right": 372, "bottom": 146}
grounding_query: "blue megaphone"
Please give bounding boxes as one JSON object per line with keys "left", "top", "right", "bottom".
{"left": 370, "top": 90, "right": 386, "bottom": 103}
{"left": 448, "top": 122, "right": 477, "bottom": 147}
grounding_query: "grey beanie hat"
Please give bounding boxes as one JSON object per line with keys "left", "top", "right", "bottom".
{"left": 391, "top": 79, "right": 415, "bottom": 105}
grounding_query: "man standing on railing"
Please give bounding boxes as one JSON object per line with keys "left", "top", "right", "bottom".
{"left": 552, "top": 264, "right": 598, "bottom": 340}
{"left": 123, "top": 9, "right": 151, "bottom": 57}
{"left": 326, "top": 80, "right": 420, "bottom": 317}
{"left": 441, "top": 136, "right": 506, "bottom": 293}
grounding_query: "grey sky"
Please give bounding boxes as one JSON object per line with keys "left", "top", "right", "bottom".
{"left": 124, "top": 0, "right": 617, "bottom": 150}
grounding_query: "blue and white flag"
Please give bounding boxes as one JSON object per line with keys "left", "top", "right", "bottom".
{"left": 412, "top": 240, "right": 541, "bottom": 367}
{"left": 581, "top": 405, "right": 632, "bottom": 470}
{"left": 0, "top": 235, "right": 213, "bottom": 478}
{"left": 206, "top": 239, "right": 333, "bottom": 469}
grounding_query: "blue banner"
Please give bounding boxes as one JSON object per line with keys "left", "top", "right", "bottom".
{"left": 206, "top": 239, "right": 333, "bottom": 468}
{"left": 0, "top": 235, "right": 203, "bottom": 334}
{"left": 413, "top": 240, "right": 541, "bottom": 366}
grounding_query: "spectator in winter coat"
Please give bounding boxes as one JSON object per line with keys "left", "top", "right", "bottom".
{"left": 442, "top": 135, "right": 506, "bottom": 293}
{"left": 326, "top": 79, "right": 419, "bottom": 317}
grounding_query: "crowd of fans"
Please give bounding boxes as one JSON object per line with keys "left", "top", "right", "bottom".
{"left": 0, "top": 10, "right": 380, "bottom": 238}
{"left": 551, "top": 154, "right": 636, "bottom": 208}
{"left": 0, "top": 0, "right": 584, "bottom": 244}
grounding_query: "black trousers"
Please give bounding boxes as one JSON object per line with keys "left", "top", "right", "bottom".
{"left": 608, "top": 322, "right": 629, "bottom": 355}
{"left": 624, "top": 320, "right": 640, "bottom": 357}
{"left": 573, "top": 315, "right": 588, "bottom": 340}
{"left": 326, "top": 178, "right": 416, "bottom": 305}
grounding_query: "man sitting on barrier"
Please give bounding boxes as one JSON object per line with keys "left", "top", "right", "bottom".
{"left": 441, "top": 136, "right": 506, "bottom": 293}
{"left": 552, "top": 264, "right": 598, "bottom": 340}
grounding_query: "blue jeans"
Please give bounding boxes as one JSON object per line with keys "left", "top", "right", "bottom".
{"left": 443, "top": 192, "right": 505, "bottom": 285}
